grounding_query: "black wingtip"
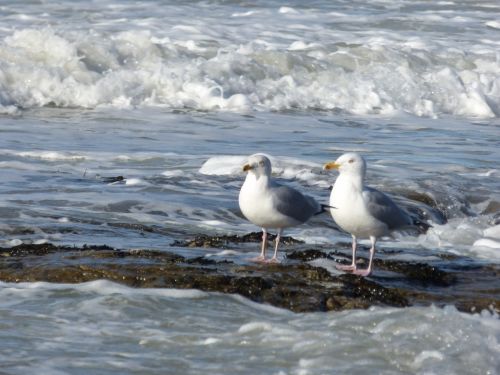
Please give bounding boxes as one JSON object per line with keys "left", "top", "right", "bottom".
{"left": 316, "top": 204, "right": 336, "bottom": 216}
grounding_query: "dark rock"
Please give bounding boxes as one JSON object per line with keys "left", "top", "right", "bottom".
{"left": 0, "top": 243, "right": 59, "bottom": 257}
{"left": 82, "top": 244, "right": 115, "bottom": 251}
{"left": 0, "top": 239, "right": 498, "bottom": 315}
{"left": 101, "top": 176, "right": 125, "bottom": 183}
{"left": 172, "top": 232, "right": 303, "bottom": 248}
{"left": 376, "top": 260, "right": 456, "bottom": 287}
{"left": 287, "top": 249, "right": 331, "bottom": 262}
{"left": 340, "top": 273, "right": 409, "bottom": 307}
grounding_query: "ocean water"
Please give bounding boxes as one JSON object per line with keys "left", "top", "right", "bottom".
{"left": 0, "top": 281, "right": 498, "bottom": 375}
{"left": 0, "top": 0, "right": 499, "bottom": 373}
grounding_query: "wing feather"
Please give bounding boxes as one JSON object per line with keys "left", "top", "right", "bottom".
{"left": 271, "top": 183, "right": 321, "bottom": 224}
{"left": 362, "top": 186, "right": 412, "bottom": 230}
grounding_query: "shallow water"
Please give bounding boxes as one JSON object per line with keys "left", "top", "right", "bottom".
{"left": 0, "top": 0, "right": 500, "bottom": 373}
{"left": 1, "top": 109, "right": 498, "bottom": 261}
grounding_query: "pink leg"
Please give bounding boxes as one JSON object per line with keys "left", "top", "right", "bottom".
{"left": 249, "top": 228, "right": 268, "bottom": 263}
{"left": 267, "top": 228, "right": 282, "bottom": 263}
{"left": 352, "top": 236, "right": 376, "bottom": 276}
{"left": 336, "top": 235, "right": 358, "bottom": 271}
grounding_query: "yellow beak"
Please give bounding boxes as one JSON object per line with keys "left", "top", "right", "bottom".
{"left": 243, "top": 164, "right": 253, "bottom": 172}
{"left": 323, "top": 162, "right": 340, "bottom": 170}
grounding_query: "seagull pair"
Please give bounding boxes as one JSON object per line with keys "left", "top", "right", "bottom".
{"left": 239, "top": 153, "right": 414, "bottom": 276}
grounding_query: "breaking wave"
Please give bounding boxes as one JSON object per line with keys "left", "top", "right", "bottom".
{"left": 1, "top": 27, "right": 499, "bottom": 118}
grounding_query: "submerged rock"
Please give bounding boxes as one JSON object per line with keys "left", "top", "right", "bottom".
{"left": 0, "top": 236, "right": 498, "bottom": 314}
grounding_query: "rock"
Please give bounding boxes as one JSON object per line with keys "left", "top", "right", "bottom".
{"left": 100, "top": 175, "right": 125, "bottom": 184}
{"left": 0, "top": 236, "right": 498, "bottom": 315}
{"left": 482, "top": 200, "right": 500, "bottom": 215}
{"left": 377, "top": 260, "right": 456, "bottom": 287}
{"left": 172, "top": 232, "right": 303, "bottom": 248}
{"left": 287, "top": 249, "right": 331, "bottom": 261}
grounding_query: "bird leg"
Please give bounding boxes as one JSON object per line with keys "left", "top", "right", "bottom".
{"left": 249, "top": 228, "right": 268, "bottom": 263}
{"left": 336, "top": 235, "right": 358, "bottom": 271}
{"left": 267, "top": 228, "right": 282, "bottom": 263}
{"left": 352, "top": 236, "right": 375, "bottom": 276}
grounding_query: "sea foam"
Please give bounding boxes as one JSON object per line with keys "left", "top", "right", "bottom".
{"left": 1, "top": 26, "right": 499, "bottom": 118}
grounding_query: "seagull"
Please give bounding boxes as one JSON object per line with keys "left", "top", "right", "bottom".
{"left": 239, "top": 154, "right": 325, "bottom": 263}
{"left": 324, "top": 152, "right": 414, "bottom": 276}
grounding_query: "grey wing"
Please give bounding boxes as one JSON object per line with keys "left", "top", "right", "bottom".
{"left": 363, "top": 186, "right": 412, "bottom": 230}
{"left": 271, "top": 183, "right": 321, "bottom": 223}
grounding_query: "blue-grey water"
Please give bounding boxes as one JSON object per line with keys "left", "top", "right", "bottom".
{"left": 0, "top": 1, "right": 499, "bottom": 374}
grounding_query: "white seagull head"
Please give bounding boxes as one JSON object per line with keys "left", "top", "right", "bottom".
{"left": 243, "top": 153, "right": 272, "bottom": 178}
{"left": 323, "top": 152, "right": 367, "bottom": 177}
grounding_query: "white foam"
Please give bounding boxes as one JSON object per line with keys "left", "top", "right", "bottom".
{"left": 483, "top": 224, "right": 500, "bottom": 239}
{"left": 200, "top": 220, "right": 233, "bottom": 229}
{"left": 238, "top": 321, "right": 273, "bottom": 334}
{"left": 417, "top": 217, "right": 500, "bottom": 261}
{"left": 476, "top": 169, "right": 499, "bottom": 177}
{"left": 161, "top": 170, "right": 185, "bottom": 178}
{"left": 472, "top": 238, "right": 500, "bottom": 249}
{"left": 215, "top": 250, "right": 239, "bottom": 257}
{"left": 470, "top": 239, "right": 500, "bottom": 265}
{"left": 125, "top": 178, "right": 147, "bottom": 186}
{"left": 199, "top": 155, "right": 247, "bottom": 176}
{"left": 279, "top": 7, "right": 299, "bottom": 15}
{"left": 486, "top": 21, "right": 500, "bottom": 30}
{"left": 0, "top": 279, "right": 498, "bottom": 374}
{"left": 5, "top": 239, "right": 22, "bottom": 247}
{"left": 420, "top": 218, "right": 485, "bottom": 247}
{"left": 0, "top": 104, "right": 18, "bottom": 115}
{"left": 231, "top": 11, "right": 256, "bottom": 18}
{"left": 202, "top": 337, "right": 220, "bottom": 345}
{"left": 0, "top": 25, "right": 499, "bottom": 118}
{"left": 0, "top": 279, "right": 208, "bottom": 299}
{"left": 412, "top": 350, "right": 444, "bottom": 368}
{"left": 16, "top": 151, "right": 87, "bottom": 162}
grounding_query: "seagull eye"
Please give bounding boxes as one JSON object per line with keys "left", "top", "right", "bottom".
{"left": 259, "top": 161, "right": 265, "bottom": 167}
{"left": 348, "top": 159, "right": 354, "bottom": 163}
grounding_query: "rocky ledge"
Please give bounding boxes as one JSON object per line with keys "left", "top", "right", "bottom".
{"left": 0, "top": 233, "right": 498, "bottom": 314}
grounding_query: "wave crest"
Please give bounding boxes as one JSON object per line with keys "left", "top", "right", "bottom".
{"left": 0, "top": 28, "right": 498, "bottom": 118}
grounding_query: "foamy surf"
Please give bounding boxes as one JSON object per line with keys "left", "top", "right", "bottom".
{"left": 0, "top": 280, "right": 498, "bottom": 374}
{"left": 1, "top": 5, "right": 499, "bottom": 119}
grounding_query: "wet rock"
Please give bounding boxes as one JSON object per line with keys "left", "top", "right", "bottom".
{"left": 172, "top": 232, "right": 303, "bottom": 248}
{"left": 0, "top": 240, "right": 498, "bottom": 315}
{"left": 100, "top": 175, "right": 125, "bottom": 184}
{"left": 482, "top": 200, "right": 500, "bottom": 215}
{"left": 287, "top": 249, "right": 330, "bottom": 262}
{"left": 0, "top": 243, "right": 59, "bottom": 257}
{"left": 377, "top": 260, "right": 456, "bottom": 287}
{"left": 403, "top": 191, "right": 447, "bottom": 224}
{"left": 340, "top": 273, "right": 409, "bottom": 306}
